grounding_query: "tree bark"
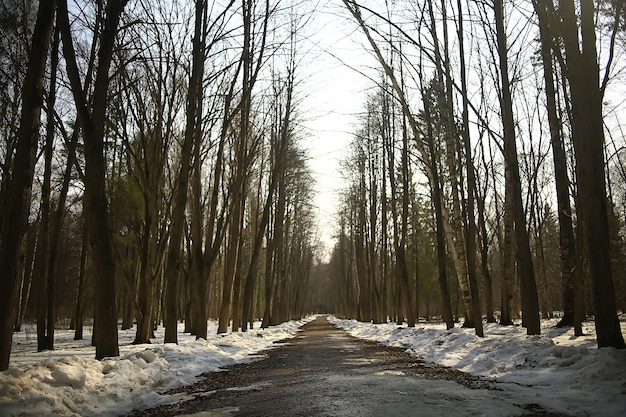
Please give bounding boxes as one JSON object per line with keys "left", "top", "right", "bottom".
{"left": 500, "top": 167, "right": 514, "bottom": 325}
{"left": 558, "top": 0, "right": 625, "bottom": 348}
{"left": 59, "top": 0, "right": 127, "bottom": 360}
{"left": 457, "top": 0, "right": 483, "bottom": 337}
{"left": 423, "top": 88, "right": 455, "bottom": 331}
{"left": 163, "top": 0, "right": 205, "bottom": 343}
{"left": 494, "top": 0, "right": 540, "bottom": 335}
{"left": 0, "top": 0, "right": 56, "bottom": 371}
{"left": 532, "top": 0, "right": 580, "bottom": 333}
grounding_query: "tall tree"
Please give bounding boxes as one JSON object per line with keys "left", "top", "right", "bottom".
{"left": 493, "top": 0, "right": 541, "bottom": 335}
{"left": 35, "top": 26, "right": 60, "bottom": 352}
{"left": 531, "top": 0, "right": 581, "bottom": 334}
{"left": 343, "top": 0, "right": 454, "bottom": 327}
{"left": 219, "top": 0, "right": 271, "bottom": 333}
{"left": 59, "top": 0, "right": 127, "bottom": 359}
{"left": 558, "top": 0, "right": 625, "bottom": 348}
{"left": 163, "top": 0, "right": 206, "bottom": 343}
{"left": 0, "top": 0, "right": 56, "bottom": 371}
{"left": 217, "top": 0, "right": 254, "bottom": 334}
{"left": 456, "top": 0, "right": 483, "bottom": 337}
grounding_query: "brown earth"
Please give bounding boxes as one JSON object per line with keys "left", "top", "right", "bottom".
{"left": 128, "top": 316, "right": 567, "bottom": 417}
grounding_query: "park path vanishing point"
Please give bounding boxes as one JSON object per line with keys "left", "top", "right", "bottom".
{"left": 131, "top": 316, "right": 566, "bottom": 417}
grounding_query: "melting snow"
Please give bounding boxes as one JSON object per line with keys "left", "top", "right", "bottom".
{"left": 331, "top": 317, "right": 626, "bottom": 416}
{"left": 0, "top": 318, "right": 311, "bottom": 417}
{"left": 1, "top": 316, "right": 625, "bottom": 416}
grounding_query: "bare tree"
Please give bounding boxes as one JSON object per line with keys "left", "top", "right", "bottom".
{"left": 163, "top": 0, "right": 207, "bottom": 343}
{"left": 0, "top": 0, "right": 56, "bottom": 371}
{"left": 59, "top": 0, "right": 128, "bottom": 359}
{"left": 558, "top": 0, "right": 625, "bottom": 348}
{"left": 493, "top": 0, "right": 540, "bottom": 335}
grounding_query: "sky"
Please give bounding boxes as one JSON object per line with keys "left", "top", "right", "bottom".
{"left": 297, "top": 1, "right": 377, "bottom": 257}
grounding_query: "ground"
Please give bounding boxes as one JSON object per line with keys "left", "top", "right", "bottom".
{"left": 130, "top": 317, "right": 566, "bottom": 417}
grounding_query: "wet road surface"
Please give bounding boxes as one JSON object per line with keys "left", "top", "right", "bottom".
{"left": 130, "top": 317, "right": 565, "bottom": 417}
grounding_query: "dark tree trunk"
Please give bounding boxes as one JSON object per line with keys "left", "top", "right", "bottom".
{"left": 558, "top": 0, "right": 625, "bottom": 348}
{"left": 494, "top": 0, "right": 541, "bottom": 335}
{"left": 59, "top": 0, "right": 127, "bottom": 359}
{"left": 74, "top": 227, "right": 88, "bottom": 340}
{"left": 44, "top": 27, "right": 61, "bottom": 351}
{"left": 163, "top": 0, "right": 205, "bottom": 343}
{"left": 0, "top": 0, "right": 56, "bottom": 371}
{"left": 457, "top": 0, "right": 483, "bottom": 337}
{"left": 532, "top": 0, "right": 580, "bottom": 333}
{"left": 500, "top": 168, "right": 514, "bottom": 326}
{"left": 423, "top": 93, "right": 455, "bottom": 331}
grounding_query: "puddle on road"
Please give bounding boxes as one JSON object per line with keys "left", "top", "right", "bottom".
{"left": 226, "top": 381, "right": 271, "bottom": 392}
{"left": 177, "top": 406, "right": 239, "bottom": 417}
{"left": 375, "top": 369, "right": 405, "bottom": 376}
{"left": 340, "top": 346, "right": 362, "bottom": 353}
{"left": 343, "top": 357, "right": 380, "bottom": 365}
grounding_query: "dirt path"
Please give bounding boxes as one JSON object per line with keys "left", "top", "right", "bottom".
{"left": 130, "top": 317, "right": 565, "bottom": 417}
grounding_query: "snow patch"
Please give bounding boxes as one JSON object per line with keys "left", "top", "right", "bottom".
{"left": 0, "top": 317, "right": 314, "bottom": 416}
{"left": 331, "top": 317, "right": 626, "bottom": 416}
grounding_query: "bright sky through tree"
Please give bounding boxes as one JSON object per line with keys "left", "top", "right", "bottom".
{"left": 299, "top": 1, "right": 377, "bottom": 257}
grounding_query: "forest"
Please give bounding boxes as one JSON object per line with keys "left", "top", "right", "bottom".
{"left": 1, "top": 0, "right": 626, "bottom": 373}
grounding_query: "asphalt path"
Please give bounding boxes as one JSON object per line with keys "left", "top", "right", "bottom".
{"left": 130, "top": 316, "right": 566, "bottom": 417}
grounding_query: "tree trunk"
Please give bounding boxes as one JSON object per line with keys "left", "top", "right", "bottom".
{"left": 457, "top": 0, "right": 483, "bottom": 337}
{"left": 197, "top": 103, "right": 229, "bottom": 339}
{"left": 423, "top": 91, "right": 455, "bottom": 330}
{"left": 74, "top": 227, "right": 88, "bottom": 340}
{"left": 163, "top": 0, "right": 205, "bottom": 343}
{"left": 500, "top": 166, "right": 514, "bottom": 325}
{"left": 476, "top": 176, "right": 495, "bottom": 323}
{"left": 532, "top": 0, "right": 580, "bottom": 332}
{"left": 427, "top": 0, "right": 473, "bottom": 329}
{"left": 398, "top": 120, "right": 415, "bottom": 327}
{"left": 494, "top": 0, "right": 540, "bottom": 335}
{"left": 0, "top": 0, "right": 56, "bottom": 371}
{"left": 59, "top": 0, "right": 126, "bottom": 360}
{"left": 558, "top": 0, "right": 625, "bottom": 348}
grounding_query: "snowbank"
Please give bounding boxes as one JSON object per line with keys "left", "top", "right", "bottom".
{"left": 0, "top": 318, "right": 312, "bottom": 417}
{"left": 331, "top": 317, "right": 626, "bottom": 416}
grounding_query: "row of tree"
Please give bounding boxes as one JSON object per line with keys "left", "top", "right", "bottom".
{"left": 0, "top": 0, "right": 319, "bottom": 371}
{"left": 330, "top": 0, "right": 626, "bottom": 349}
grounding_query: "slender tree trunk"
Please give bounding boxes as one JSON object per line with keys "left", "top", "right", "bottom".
{"left": 399, "top": 122, "right": 415, "bottom": 327}
{"left": 74, "top": 226, "right": 88, "bottom": 340}
{"left": 343, "top": 0, "right": 452, "bottom": 328}
{"left": 427, "top": 0, "right": 473, "bottom": 328}
{"left": 494, "top": 0, "right": 540, "bottom": 335}
{"left": 134, "top": 214, "right": 156, "bottom": 343}
{"left": 230, "top": 212, "right": 246, "bottom": 332}
{"left": 476, "top": 137, "right": 496, "bottom": 323}
{"left": 163, "top": 0, "right": 205, "bottom": 343}
{"left": 0, "top": 0, "right": 56, "bottom": 371}
{"left": 477, "top": 190, "right": 495, "bottom": 323}
{"left": 36, "top": 42, "right": 58, "bottom": 348}
{"left": 457, "top": 0, "right": 483, "bottom": 337}
{"left": 500, "top": 168, "right": 514, "bottom": 325}
{"left": 262, "top": 169, "right": 286, "bottom": 328}
{"left": 242, "top": 88, "right": 290, "bottom": 330}
{"left": 423, "top": 91, "right": 455, "bottom": 330}
{"left": 197, "top": 98, "right": 230, "bottom": 339}
{"left": 189, "top": 111, "right": 204, "bottom": 336}
{"left": 532, "top": 0, "right": 580, "bottom": 332}
{"left": 218, "top": 198, "right": 244, "bottom": 333}
{"left": 558, "top": 0, "right": 625, "bottom": 348}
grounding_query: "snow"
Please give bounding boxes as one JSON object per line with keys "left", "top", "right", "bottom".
{"left": 331, "top": 317, "right": 626, "bottom": 416}
{"left": 0, "top": 318, "right": 312, "bottom": 417}
{"left": 2, "top": 316, "right": 625, "bottom": 416}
